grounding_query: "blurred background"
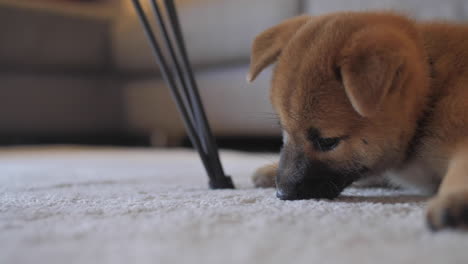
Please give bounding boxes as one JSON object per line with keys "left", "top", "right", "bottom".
{"left": 1, "top": 0, "right": 466, "bottom": 151}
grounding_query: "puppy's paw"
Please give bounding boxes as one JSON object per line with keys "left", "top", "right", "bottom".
{"left": 252, "top": 164, "right": 277, "bottom": 188}
{"left": 426, "top": 191, "right": 468, "bottom": 231}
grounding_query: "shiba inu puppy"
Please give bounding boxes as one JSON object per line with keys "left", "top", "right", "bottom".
{"left": 248, "top": 12, "right": 468, "bottom": 231}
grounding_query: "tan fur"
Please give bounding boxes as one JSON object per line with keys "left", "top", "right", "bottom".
{"left": 248, "top": 11, "right": 468, "bottom": 230}
{"left": 252, "top": 163, "right": 278, "bottom": 188}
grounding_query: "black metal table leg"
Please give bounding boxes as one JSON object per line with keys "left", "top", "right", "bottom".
{"left": 131, "top": 0, "right": 234, "bottom": 189}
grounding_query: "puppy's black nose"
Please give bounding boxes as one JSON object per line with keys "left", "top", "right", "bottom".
{"left": 276, "top": 180, "right": 343, "bottom": 200}
{"left": 276, "top": 188, "right": 300, "bottom": 200}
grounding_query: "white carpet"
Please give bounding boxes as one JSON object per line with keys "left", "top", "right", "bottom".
{"left": 1, "top": 146, "right": 468, "bottom": 264}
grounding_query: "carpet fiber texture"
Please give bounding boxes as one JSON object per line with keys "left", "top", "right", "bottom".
{"left": 1, "top": 146, "right": 468, "bottom": 264}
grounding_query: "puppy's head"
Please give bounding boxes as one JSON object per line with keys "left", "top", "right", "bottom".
{"left": 248, "top": 12, "right": 430, "bottom": 200}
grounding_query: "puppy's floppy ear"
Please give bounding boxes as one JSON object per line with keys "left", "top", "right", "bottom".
{"left": 340, "top": 28, "right": 406, "bottom": 117}
{"left": 247, "top": 15, "right": 311, "bottom": 82}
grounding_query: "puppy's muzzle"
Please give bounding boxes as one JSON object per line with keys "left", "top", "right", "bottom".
{"left": 276, "top": 147, "right": 356, "bottom": 200}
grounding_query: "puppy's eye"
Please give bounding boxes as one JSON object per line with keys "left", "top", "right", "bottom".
{"left": 334, "top": 66, "right": 342, "bottom": 82}
{"left": 311, "top": 137, "right": 341, "bottom": 152}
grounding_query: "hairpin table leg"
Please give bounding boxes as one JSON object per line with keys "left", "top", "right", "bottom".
{"left": 131, "top": 0, "right": 234, "bottom": 189}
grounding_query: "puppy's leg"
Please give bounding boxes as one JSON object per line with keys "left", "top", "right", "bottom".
{"left": 427, "top": 144, "right": 468, "bottom": 230}
{"left": 252, "top": 163, "right": 278, "bottom": 188}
